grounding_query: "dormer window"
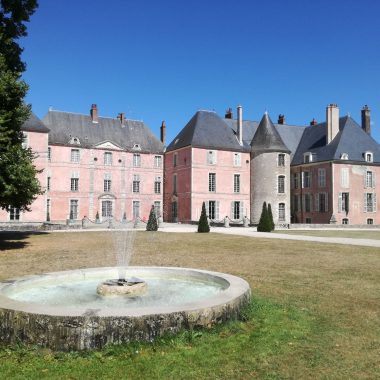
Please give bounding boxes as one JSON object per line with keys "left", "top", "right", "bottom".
{"left": 133, "top": 144, "right": 141, "bottom": 151}
{"left": 364, "top": 151, "right": 373, "bottom": 163}
{"left": 340, "top": 153, "right": 349, "bottom": 160}
{"left": 303, "top": 152, "right": 315, "bottom": 163}
{"left": 70, "top": 136, "right": 80, "bottom": 145}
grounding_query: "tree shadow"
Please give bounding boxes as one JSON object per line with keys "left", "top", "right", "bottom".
{"left": 0, "top": 231, "right": 48, "bottom": 251}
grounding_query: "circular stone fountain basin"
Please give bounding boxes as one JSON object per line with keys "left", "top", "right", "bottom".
{"left": 0, "top": 266, "right": 251, "bottom": 351}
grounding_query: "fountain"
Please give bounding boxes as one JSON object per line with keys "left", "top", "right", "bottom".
{"left": 0, "top": 221, "right": 251, "bottom": 351}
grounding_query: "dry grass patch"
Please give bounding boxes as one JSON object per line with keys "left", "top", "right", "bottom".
{"left": 276, "top": 229, "right": 380, "bottom": 240}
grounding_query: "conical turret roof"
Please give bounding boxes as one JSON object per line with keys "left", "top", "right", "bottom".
{"left": 250, "top": 112, "right": 290, "bottom": 154}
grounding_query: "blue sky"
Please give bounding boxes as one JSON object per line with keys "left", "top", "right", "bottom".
{"left": 21, "top": 0, "right": 380, "bottom": 143}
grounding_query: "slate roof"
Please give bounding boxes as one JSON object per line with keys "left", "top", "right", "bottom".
{"left": 22, "top": 112, "right": 50, "bottom": 133}
{"left": 42, "top": 110, "right": 164, "bottom": 154}
{"left": 250, "top": 113, "right": 291, "bottom": 154}
{"left": 292, "top": 116, "right": 380, "bottom": 164}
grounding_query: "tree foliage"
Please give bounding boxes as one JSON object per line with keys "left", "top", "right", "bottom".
{"left": 198, "top": 202, "right": 210, "bottom": 233}
{"left": 267, "top": 203, "right": 275, "bottom": 231}
{"left": 257, "top": 201, "right": 272, "bottom": 232}
{"left": 146, "top": 205, "right": 158, "bottom": 231}
{"left": 0, "top": 0, "right": 41, "bottom": 211}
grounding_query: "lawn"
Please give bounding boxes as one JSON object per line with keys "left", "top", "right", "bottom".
{"left": 275, "top": 229, "right": 380, "bottom": 240}
{"left": 0, "top": 230, "right": 379, "bottom": 379}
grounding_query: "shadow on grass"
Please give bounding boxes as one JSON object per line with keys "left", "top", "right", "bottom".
{"left": 0, "top": 231, "right": 48, "bottom": 251}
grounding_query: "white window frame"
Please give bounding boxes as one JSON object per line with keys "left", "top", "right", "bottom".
{"left": 366, "top": 171, "right": 374, "bottom": 188}
{"left": 133, "top": 153, "right": 141, "bottom": 167}
{"left": 9, "top": 206, "right": 21, "bottom": 221}
{"left": 133, "top": 200, "right": 140, "bottom": 218}
{"left": 102, "top": 200, "right": 112, "bottom": 218}
{"left": 278, "top": 203, "right": 285, "bottom": 222}
{"left": 69, "top": 199, "right": 79, "bottom": 219}
{"left": 365, "top": 151, "right": 373, "bottom": 163}
{"left": 340, "top": 168, "right": 349, "bottom": 188}
{"left": 233, "top": 153, "right": 241, "bottom": 167}
{"left": 71, "top": 149, "right": 80, "bottom": 163}
{"left": 234, "top": 174, "right": 240, "bottom": 193}
{"left": 207, "top": 150, "right": 217, "bottom": 165}
{"left": 133, "top": 174, "right": 140, "bottom": 193}
{"left": 278, "top": 153, "right": 285, "bottom": 167}
{"left": 209, "top": 173, "right": 216, "bottom": 192}
{"left": 318, "top": 168, "right": 326, "bottom": 188}
{"left": 302, "top": 171, "right": 311, "bottom": 188}
{"left": 104, "top": 152, "right": 112, "bottom": 166}
{"left": 154, "top": 155, "right": 162, "bottom": 168}
{"left": 154, "top": 176, "right": 161, "bottom": 194}
{"left": 278, "top": 175, "right": 285, "bottom": 194}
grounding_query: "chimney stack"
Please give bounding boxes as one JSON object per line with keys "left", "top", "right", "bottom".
{"left": 225, "top": 108, "right": 233, "bottom": 119}
{"left": 90, "top": 104, "right": 98, "bottom": 123}
{"left": 361, "top": 105, "right": 371, "bottom": 134}
{"left": 237, "top": 105, "right": 243, "bottom": 145}
{"left": 326, "top": 104, "right": 339, "bottom": 144}
{"left": 278, "top": 114, "right": 285, "bottom": 124}
{"left": 160, "top": 121, "right": 166, "bottom": 145}
{"left": 117, "top": 112, "right": 125, "bottom": 124}
{"left": 310, "top": 118, "right": 318, "bottom": 126}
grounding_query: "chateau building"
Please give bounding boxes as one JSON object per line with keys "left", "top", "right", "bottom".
{"left": 1, "top": 103, "right": 379, "bottom": 226}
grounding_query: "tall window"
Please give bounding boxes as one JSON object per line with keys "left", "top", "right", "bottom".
{"left": 317, "top": 192, "right": 328, "bottom": 212}
{"left": 9, "top": 206, "right": 20, "bottom": 221}
{"left": 208, "top": 201, "right": 216, "bottom": 220}
{"left": 366, "top": 171, "right": 374, "bottom": 188}
{"left": 339, "top": 192, "right": 349, "bottom": 213}
{"left": 292, "top": 194, "right": 299, "bottom": 213}
{"left": 70, "top": 200, "right": 78, "bottom": 219}
{"left": 304, "top": 193, "right": 312, "bottom": 212}
{"left": 47, "top": 176, "right": 51, "bottom": 191}
{"left": 70, "top": 175, "right": 79, "bottom": 191}
{"left": 302, "top": 171, "right": 311, "bottom": 188}
{"left": 278, "top": 203, "right": 285, "bottom": 221}
{"left": 102, "top": 200, "right": 112, "bottom": 217}
{"left": 365, "top": 193, "right": 376, "bottom": 213}
{"left": 48, "top": 147, "right": 51, "bottom": 161}
{"left": 154, "top": 201, "right": 161, "bottom": 217}
{"left": 133, "top": 174, "right": 140, "bottom": 193}
{"left": 104, "top": 152, "right": 112, "bottom": 165}
{"left": 207, "top": 150, "right": 216, "bottom": 165}
{"left": 133, "top": 153, "right": 141, "bottom": 167}
{"left": 154, "top": 176, "right": 161, "bottom": 194}
{"left": 133, "top": 201, "right": 140, "bottom": 218}
{"left": 293, "top": 173, "right": 299, "bottom": 189}
{"left": 171, "top": 201, "right": 177, "bottom": 220}
{"left": 154, "top": 155, "right": 162, "bottom": 168}
{"left": 278, "top": 175, "right": 285, "bottom": 193}
{"left": 173, "top": 153, "right": 177, "bottom": 167}
{"left": 209, "top": 173, "right": 216, "bottom": 192}
{"left": 173, "top": 174, "right": 177, "bottom": 193}
{"left": 233, "top": 153, "right": 241, "bottom": 167}
{"left": 234, "top": 174, "right": 240, "bottom": 193}
{"left": 104, "top": 173, "right": 111, "bottom": 192}
{"left": 71, "top": 149, "right": 80, "bottom": 163}
{"left": 365, "top": 152, "right": 373, "bottom": 162}
{"left": 341, "top": 168, "right": 349, "bottom": 188}
{"left": 46, "top": 199, "right": 51, "bottom": 220}
{"left": 232, "top": 201, "right": 241, "bottom": 220}
{"left": 278, "top": 154, "right": 285, "bottom": 167}
{"left": 318, "top": 168, "right": 326, "bottom": 187}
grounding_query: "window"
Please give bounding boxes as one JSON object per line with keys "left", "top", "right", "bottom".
{"left": 154, "top": 201, "right": 161, "bottom": 217}
{"left": 209, "top": 173, "right": 216, "bottom": 192}
{"left": 102, "top": 200, "right": 112, "bottom": 218}
{"left": 278, "top": 175, "right": 285, "bottom": 193}
{"left": 278, "top": 154, "right": 285, "bottom": 167}
{"left": 316, "top": 192, "right": 328, "bottom": 212}
{"left": 173, "top": 174, "right": 177, "bottom": 193}
{"left": 171, "top": 201, "right": 177, "bottom": 220}
{"left": 366, "top": 171, "right": 374, "bottom": 188}
{"left": 47, "top": 176, "right": 51, "bottom": 191}
{"left": 278, "top": 203, "right": 285, "bottom": 221}
{"left": 340, "top": 153, "right": 349, "bottom": 160}
{"left": 154, "top": 155, "right": 162, "bottom": 168}
{"left": 154, "top": 176, "right": 161, "bottom": 194}
{"left": 233, "top": 153, "right": 241, "bottom": 167}
{"left": 365, "top": 152, "right": 373, "bottom": 163}
{"left": 21, "top": 132, "right": 28, "bottom": 149}
{"left": 367, "top": 218, "right": 373, "bottom": 225}
{"left": 46, "top": 199, "right": 51, "bottom": 221}
{"left": 133, "top": 153, "right": 141, "bottom": 167}
{"left": 133, "top": 201, "right": 140, "bottom": 218}
{"left": 208, "top": 201, "right": 216, "bottom": 220}
{"left": 133, "top": 144, "right": 141, "bottom": 151}
{"left": 342, "top": 218, "right": 349, "bottom": 225}
{"left": 9, "top": 206, "right": 20, "bottom": 221}
{"left": 302, "top": 171, "right": 311, "bottom": 188}
{"left": 70, "top": 200, "right": 78, "bottom": 219}
{"left": 234, "top": 174, "right": 240, "bottom": 193}
{"left": 48, "top": 147, "right": 51, "bottom": 161}
{"left": 292, "top": 194, "right": 299, "bottom": 213}
{"left": 293, "top": 173, "right": 299, "bottom": 189}
{"left": 341, "top": 168, "right": 349, "bottom": 188}
{"left": 318, "top": 168, "right": 326, "bottom": 187}
{"left": 71, "top": 149, "right": 80, "bottom": 163}
{"left": 304, "top": 193, "right": 312, "bottom": 212}
{"left": 173, "top": 153, "right": 177, "bottom": 167}
{"left": 232, "top": 201, "right": 241, "bottom": 220}
{"left": 133, "top": 174, "right": 140, "bottom": 193}
{"left": 305, "top": 217, "right": 312, "bottom": 224}
{"left": 104, "top": 179, "right": 111, "bottom": 192}
{"left": 70, "top": 177, "right": 79, "bottom": 192}
{"left": 338, "top": 192, "right": 349, "bottom": 213}
{"left": 207, "top": 150, "right": 216, "bottom": 165}
{"left": 104, "top": 152, "right": 112, "bottom": 165}
{"left": 304, "top": 152, "right": 315, "bottom": 163}
{"left": 364, "top": 193, "right": 376, "bottom": 213}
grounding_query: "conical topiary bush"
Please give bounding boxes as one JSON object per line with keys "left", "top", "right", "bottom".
{"left": 198, "top": 202, "right": 210, "bottom": 233}
{"left": 267, "top": 203, "right": 275, "bottom": 231}
{"left": 257, "top": 201, "right": 272, "bottom": 232}
{"left": 146, "top": 205, "right": 158, "bottom": 231}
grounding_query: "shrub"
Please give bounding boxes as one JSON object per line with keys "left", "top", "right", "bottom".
{"left": 267, "top": 203, "right": 275, "bottom": 231}
{"left": 198, "top": 202, "right": 210, "bottom": 233}
{"left": 146, "top": 205, "right": 158, "bottom": 231}
{"left": 257, "top": 201, "right": 272, "bottom": 232}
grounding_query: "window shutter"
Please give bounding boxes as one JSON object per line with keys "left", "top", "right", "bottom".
{"left": 298, "top": 196, "right": 301, "bottom": 212}
{"left": 205, "top": 201, "right": 209, "bottom": 217}
{"left": 301, "top": 172, "right": 304, "bottom": 188}
{"left": 373, "top": 172, "right": 376, "bottom": 188}
{"left": 231, "top": 202, "right": 234, "bottom": 219}
{"left": 216, "top": 201, "right": 220, "bottom": 220}
{"left": 325, "top": 192, "right": 329, "bottom": 212}
{"left": 363, "top": 193, "right": 367, "bottom": 213}
{"left": 364, "top": 172, "right": 367, "bottom": 188}
{"left": 338, "top": 193, "right": 342, "bottom": 213}
{"left": 315, "top": 194, "right": 319, "bottom": 212}
{"left": 310, "top": 195, "right": 313, "bottom": 212}
{"left": 302, "top": 195, "right": 305, "bottom": 211}
{"left": 374, "top": 194, "right": 377, "bottom": 212}
{"left": 240, "top": 202, "right": 244, "bottom": 220}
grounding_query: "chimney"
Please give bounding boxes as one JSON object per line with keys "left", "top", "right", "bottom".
{"left": 160, "top": 121, "right": 166, "bottom": 145}
{"left": 225, "top": 108, "right": 233, "bottom": 119}
{"left": 90, "top": 104, "right": 98, "bottom": 123}
{"left": 326, "top": 104, "right": 339, "bottom": 143}
{"left": 310, "top": 118, "right": 318, "bottom": 126}
{"left": 117, "top": 112, "right": 125, "bottom": 124}
{"left": 361, "top": 105, "right": 371, "bottom": 134}
{"left": 237, "top": 105, "right": 243, "bottom": 145}
{"left": 278, "top": 114, "right": 285, "bottom": 124}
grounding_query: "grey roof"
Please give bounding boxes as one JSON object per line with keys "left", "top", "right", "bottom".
{"left": 22, "top": 112, "right": 50, "bottom": 133}
{"left": 42, "top": 111, "right": 164, "bottom": 154}
{"left": 250, "top": 113, "right": 291, "bottom": 154}
{"left": 166, "top": 110, "right": 244, "bottom": 152}
{"left": 292, "top": 116, "right": 380, "bottom": 164}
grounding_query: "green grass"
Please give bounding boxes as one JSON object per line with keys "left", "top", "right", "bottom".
{"left": 275, "top": 230, "right": 380, "bottom": 240}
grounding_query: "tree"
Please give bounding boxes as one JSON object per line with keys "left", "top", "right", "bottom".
{"left": 146, "top": 205, "right": 158, "bottom": 231}
{"left": 0, "top": 0, "right": 42, "bottom": 211}
{"left": 198, "top": 202, "right": 210, "bottom": 233}
{"left": 267, "top": 203, "right": 275, "bottom": 231}
{"left": 257, "top": 201, "right": 272, "bottom": 232}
